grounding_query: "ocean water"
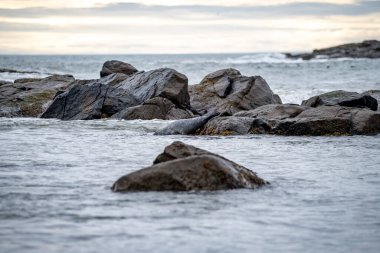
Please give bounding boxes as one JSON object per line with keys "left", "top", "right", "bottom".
{"left": 0, "top": 54, "right": 380, "bottom": 253}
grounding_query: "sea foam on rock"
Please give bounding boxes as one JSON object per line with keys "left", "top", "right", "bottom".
{"left": 112, "top": 141, "right": 267, "bottom": 192}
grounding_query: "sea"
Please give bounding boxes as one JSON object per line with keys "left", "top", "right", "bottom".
{"left": 1, "top": 53, "right": 380, "bottom": 253}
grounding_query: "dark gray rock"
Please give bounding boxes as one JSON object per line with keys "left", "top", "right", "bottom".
{"left": 100, "top": 60, "right": 138, "bottom": 77}
{"left": 302, "top": 90, "right": 378, "bottom": 111}
{"left": 42, "top": 68, "right": 191, "bottom": 120}
{"left": 189, "top": 68, "right": 282, "bottom": 115}
{"left": 111, "top": 97, "right": 193, "bottom": 120}
{"left": 197, "top": 104, "right": 380, "bottom": 136}
{"left": 112, "top": 141, "right": 267, "bottom": 192}
{"left": 154, "top": 111, "right": 218, "bottom": 135}
{"left": 0, "top": 75, "right": 75, "bottom": 117}
{"left": 286, "top": 40, "right": 380, "bottom": 60}
{"left": 362, "top": 90, "right": 380, "bottom": 111}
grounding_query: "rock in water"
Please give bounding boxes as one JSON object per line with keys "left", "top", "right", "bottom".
{"left": 42, "top": 68, "right": 191, "bottom": 120}
{"left": 302, "top": 90, "right": 378, "bottom": 111}
{"left": 197, "top": 104, "right": 380, "bottom": 136}
{"left": 189, "top": 68, "right": 282, "bottom": 115}
{"left": 362, "top": 90, "right": 380, "bottom": 111}
{"left": 112, "top": 141, "right": 267, "bottom": 192}
{"left": 154, "top": 111, "right": 218, "bottom": 135}
{"left": 100, "top": 60, "right": 138, "bottom": 77}
{"left": 0, "top": 75, "right": 75, "bottom": 117}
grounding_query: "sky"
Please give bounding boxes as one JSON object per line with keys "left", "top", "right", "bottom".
{"left": 0, "top": 0, "right": 379, "bottom": 54}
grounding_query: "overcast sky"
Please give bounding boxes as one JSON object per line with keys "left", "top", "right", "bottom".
{"left": 0, "top": 0, "right": 379, "bottom": 54}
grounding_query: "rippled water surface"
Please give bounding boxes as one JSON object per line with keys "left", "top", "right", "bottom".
{"left": 1, "top": 118, "right": 380, "bottom": 253}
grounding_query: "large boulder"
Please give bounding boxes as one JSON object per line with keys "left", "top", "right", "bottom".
{"left": 189, "top": 68, "right": 282, "bottom": 115}
{"left": 302, "top": 90, "right": 378, "bottom": 111}
{"left": 197, "top": 104, "right": 380, "bottom": 136}
{"left": 100, "top": 60, "right": 138, "bottom": 77}
{"left": 112, "top": 141, "right": 267, "bottom": 192}
{"left": 42, "top": 68, "right": 191, "bottom": 120}
{"left": 0, "top": 75, "right": 75, "bottom": 117}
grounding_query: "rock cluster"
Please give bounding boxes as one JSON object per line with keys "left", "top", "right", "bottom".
{"left": 1, "top": 59, "right": 379, "bottom": 136}
{"left": 286, "top": 40, "right": 380, "bottom": 60}
{"left": 112, "top": 141, "right": 267, "bottom": 192}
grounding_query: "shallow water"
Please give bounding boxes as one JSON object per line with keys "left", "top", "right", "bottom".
{"left": 1, "top": 118, "right": 380, "bottom": 253}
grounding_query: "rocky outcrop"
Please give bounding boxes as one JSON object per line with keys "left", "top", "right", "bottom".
{"left": 197, "top": 104, "right": 380, "bottom": 136}
{"left": 100, "top": 60, "right": 138, "bottom": 77}
{"left": 301, "top": 90, "right": 378, "bottom": 111}
{"left": 42, "top": 68, "right": 191, "bottom": 120}
{"left": 286, "top": 40, "right": 380, "bottom": 60}
{"left": 0, "top": 75, "right": 75, "bottom": 117}
{"left": 112, "top": 141, "right": 267, "bottom": 192}
{"left": 111, "top": 97, "right": 193, "bottom": 120}
{"left": 189, "top": 68, "right": 282, "bottom": 115}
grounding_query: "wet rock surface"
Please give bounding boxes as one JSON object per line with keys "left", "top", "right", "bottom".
{"left": 189, "top": 68, "right": 282, "bottom": 115}
{"left": 0, "top": 75, "right": 75, "bottom": 117}
{"left": 112, "top": 141, "right": 267, "bottom": 192}
{"left": 197, "top": 104, "right": 380, "bottom": 136}
{"left": 286, "top": 40, "right": 380, "bottom": 60}
{"left": 42, "top": 68, "right": 191, "bottom": 120}
{"left": 301, "top": 90, "right": 378, "bottom": 111}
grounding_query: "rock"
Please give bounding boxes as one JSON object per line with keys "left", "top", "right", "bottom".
{"left": 42, "top": 68, "right": 191, "bottom": 120}
{"left": 112, "top": 141, "right": 267, "bottom": 192}
{"left": 154, "top": 111, "right": 218, "bottom": 135}
{"left": 0, "top": 75, "right": 75, "bottom": 117}
{"left": 189, "top": 68, "right": 282, "bottom": 115}
{"left": 286, "top": 40, "right": 380, "bottom": 60}
{"left": 302, "top": 90, "right": 378, "bottom": 111}
{"left": 100, "top": 60, "right": 138, "bottom": 77}
{"left": 197, "top": 104, "right": 380, "bottom": 136}
{"left": 362, "top": 90, "right": 380, "bottom": 111}
{"left": 111, "top": 97, "right": 193, "bottom": 120}
{"left": 14, "top": 78, "right": 43, "bottom": 84}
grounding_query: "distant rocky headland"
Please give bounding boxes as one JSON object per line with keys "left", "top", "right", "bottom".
{"left": 285, "top": 40, "right": 380, "bottom": 60}
{"left": 1, "top": 56, "right": 379, "bottom": 136}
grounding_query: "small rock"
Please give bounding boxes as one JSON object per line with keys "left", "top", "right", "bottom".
{"left": 100, "top": 60, "right": 138, "bottom": 77}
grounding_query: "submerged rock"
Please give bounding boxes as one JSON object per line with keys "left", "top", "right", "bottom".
{"left": 302, "top": 90, "right": 378, "bottom": 111}
{"left": 42, "top": 68, "right": 191, "bottom": 120}
{"left": 286, "top": 40, "right": 380, "bottom": 60}
{"left": 100, "top": 60, "right": 138, "bottom": 77}
{"left": 197, "top": 104, "right": 380, "bottom": 136}
{"left": 189, "top": 68, "right": 282, "bottom": 115}
{"left": 112, "top": 141, "right": 267, "bottom": 192}
{"left": 0, "top": 75, "right": 75, "bottom": 117}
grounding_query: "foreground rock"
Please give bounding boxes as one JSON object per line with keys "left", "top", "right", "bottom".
{"left": 0, "top": 75, "right": 75, "bottom": 117}
{"left": 189, "top": 68, "right": 282, "bottom": 115}
{"left": 42, "top": 68, "right": 191, "bottom": 120}
{"left": 112, "top": 141, "right": 267, "bottom": 192}
{"left": 100, "top": 60, "right": 138, "bottom": 77}
{"left": 197, "top": 104, "right": 380, "bottom": 136}
{"left": 302, "top": 90, "right": 378, "bottom": 111}
{"left": 286, "top": 40, "right": 380, "bottom": 60}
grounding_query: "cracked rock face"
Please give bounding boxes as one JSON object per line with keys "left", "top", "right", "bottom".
{"left": 41, "top": 68, "right": 191, "bottom": 120}
{"left": 189, "top": 68, "right": 282, "bottom": 116}
{"left": 112, "top": 141, "right": 267, "bottom": 192}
